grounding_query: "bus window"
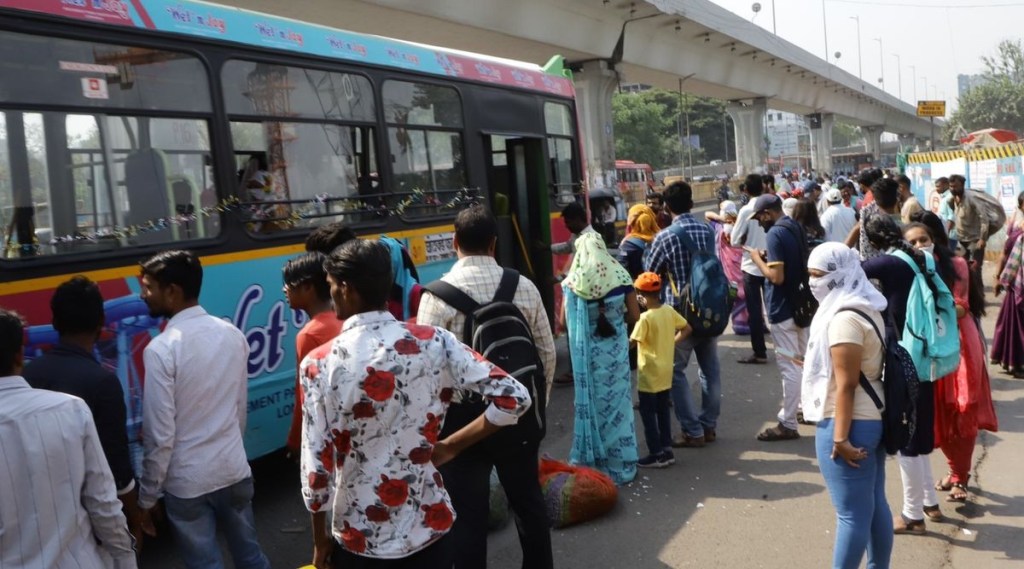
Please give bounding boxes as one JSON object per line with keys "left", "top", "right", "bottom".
{"left": 383, "top": 81, "right": 466, "bottom": 218}
{"left": 229, "top": 122, "right": 379, "bottom": 232}
{"left": 1, "top": 111, "right": 217, "bottom": 258}
{"left": 0, "top": 30, "right": 211, "bottom": 114}
{"left": 544, "top": 102, "right": 576, "bottom": 206}
{"left": 222, "top": 61, "right": 380, "bottom": 232}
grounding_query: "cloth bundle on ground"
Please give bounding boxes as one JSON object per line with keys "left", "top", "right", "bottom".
{"left": 538, "top": 457, "right": 618, "bottom": 528}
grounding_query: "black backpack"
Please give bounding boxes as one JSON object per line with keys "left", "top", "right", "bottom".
{"left": 423, "top": 269, "right": 546, "bottom": 443}
{"left": 778, "top": 219, "right": 818, "bottom": 328}
{"left": 839, "top": 308, "right": 921, "bottom": 455}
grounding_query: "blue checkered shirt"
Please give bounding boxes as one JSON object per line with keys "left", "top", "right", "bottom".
{"left": 643, "top": 214, "right": 714, "bottom": 309}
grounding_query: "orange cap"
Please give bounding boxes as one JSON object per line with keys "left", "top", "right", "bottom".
{"left": 634, "top": 271, "right": 662, "bottom": 292}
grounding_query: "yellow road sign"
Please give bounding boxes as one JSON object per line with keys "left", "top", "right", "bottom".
{"left": 917, "top": 100, "right": 946, "bottom": 117}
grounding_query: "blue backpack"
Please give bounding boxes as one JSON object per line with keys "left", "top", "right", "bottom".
{"left": 891, "top": 250, "right": 960, "bottom": 382}
{"left": 664, "top": 223, "right": 732, "bottom": 337}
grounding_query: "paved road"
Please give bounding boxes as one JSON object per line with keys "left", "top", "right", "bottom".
{"left": 140, "top": 274, "right": 1024, "bottom": 569}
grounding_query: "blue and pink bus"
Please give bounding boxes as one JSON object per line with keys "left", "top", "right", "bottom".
{"left": 0, "top": 0, "right": 583, "bottom": 461}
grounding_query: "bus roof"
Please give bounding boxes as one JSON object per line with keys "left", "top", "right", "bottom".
{"left": 0, "top": 0, "right": 575, "bottom": 97}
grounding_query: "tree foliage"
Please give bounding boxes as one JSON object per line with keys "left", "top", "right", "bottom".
{"left": 946, "top": 40, "right": 1024, "bottom": 140}
{"left": 612, "top": 89, "right": 733, "bottom": 170}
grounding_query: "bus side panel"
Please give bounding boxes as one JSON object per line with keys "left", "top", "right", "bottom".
{"left": 8, "top": 238, "right": 462, "bottom": 463}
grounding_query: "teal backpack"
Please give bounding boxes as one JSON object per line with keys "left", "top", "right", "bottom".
{"left": 892, "top": 250, "right": 960, "bottom": 382}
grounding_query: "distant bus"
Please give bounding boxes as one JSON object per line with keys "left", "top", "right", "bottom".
{"left": 0, "top": 0, "right": 583, "bottom": 462}
{"left": 615, "top": 160, "right": 655, "bottom": 205}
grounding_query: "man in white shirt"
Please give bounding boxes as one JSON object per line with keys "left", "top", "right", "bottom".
{"left": 418, "top": 205, "right": 556, "bottom": 569}
{"left": 731, "top": 174, "right": 769, "bottom": 364}
{"left": 0, "top": 309, "right": 137, "bottom": 569}
{"left": 137, "top": 250, "right": 270, "bottom": 569}
{"left": 820, "top": 188, "right": 857, "bottom": 243}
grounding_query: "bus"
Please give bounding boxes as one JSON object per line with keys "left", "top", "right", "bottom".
{"left": 0, "top": 0, "right": 583, "bottom": 463}
{"left": 615, "top": 159, "right": 654, "bottom": 205}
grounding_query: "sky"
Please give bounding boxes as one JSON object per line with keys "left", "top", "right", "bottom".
{"left": 706, "top": 0, "right": 1024, "bottom": 116}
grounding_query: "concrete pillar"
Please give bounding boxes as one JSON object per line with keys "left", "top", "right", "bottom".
{"left": 809, "top": 113, "right": 835, "bottom": 174}
{"left": 573, "top": 61, "right": 619, "bottom": 195}
{"left": 863, "top": 126, "right": 884, "bottom": 162}
{"left": 726, "top": 98, "right": 767, "bottom": 177}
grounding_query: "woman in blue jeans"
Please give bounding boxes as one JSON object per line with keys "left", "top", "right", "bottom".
{"left": 801, "top": 242, "right": 893, "bottom": 569}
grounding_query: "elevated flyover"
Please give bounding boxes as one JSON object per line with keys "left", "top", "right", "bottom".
{"left": 210, "top": 0, "right": 940, "bottom": 182}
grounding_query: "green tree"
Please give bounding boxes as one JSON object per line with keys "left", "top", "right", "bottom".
{"left": 946, "top": 40, "right": 1024, "bottom": 140}
{"left": 613, "top": 89, "right": 733, "bottom": 169}
{"left": 832, "top": 122, "right": 862, "bottom": 148}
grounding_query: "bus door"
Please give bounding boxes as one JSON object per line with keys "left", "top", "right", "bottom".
{"left": 484, "top": 135, "right": 554, "bottom": 313}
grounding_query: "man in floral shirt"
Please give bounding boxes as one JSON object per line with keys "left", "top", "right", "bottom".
{"left": 299, "top": 239, "right": 531, "bottom": 568}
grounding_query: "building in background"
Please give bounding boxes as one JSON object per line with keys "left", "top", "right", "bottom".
{"left": 957, "top": 73, "right": 988, "bottom": 98}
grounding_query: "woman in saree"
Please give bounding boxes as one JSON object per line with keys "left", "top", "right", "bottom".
{"left": 992, "top": 192, "right": 1024, "bottom": 378}
{"left": 563, "top": 229, "right": 641, "bottom": 484}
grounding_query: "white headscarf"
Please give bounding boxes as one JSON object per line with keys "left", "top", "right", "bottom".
{"left": 800, "top": 242, "right": 888, "bottom": 422}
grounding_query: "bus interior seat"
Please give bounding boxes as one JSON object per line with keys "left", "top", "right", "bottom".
{"left": 123, "top": 149, "right": 171, "bottom": 245}
{"left": 170, "top": 176, "right": 206, "bottom": 239}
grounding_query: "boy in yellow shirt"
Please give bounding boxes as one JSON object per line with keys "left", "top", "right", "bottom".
{"left": 630, "top": 272, "right": 691, "bottom": 468}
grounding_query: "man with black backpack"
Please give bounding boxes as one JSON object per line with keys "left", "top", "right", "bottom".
{"left": 418, "top": 204, "right": 556, "bottom": 569}
{"left": 747, "top": 194, "right": 812, "bottom": 442}
{"left": 644, "top": 181, "right": 727, "bottom": 448}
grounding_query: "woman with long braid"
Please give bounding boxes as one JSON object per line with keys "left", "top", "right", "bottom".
{"left": 861, "top": 210, "right": 942, "bottom": 535}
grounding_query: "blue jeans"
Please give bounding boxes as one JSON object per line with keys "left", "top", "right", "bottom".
{"left": 671, "top": 335, "right": 721, "bottom": 438}
{"left": 815, "top": 419, "right": 893, "bottom": 569}
{"left": 637, "top": 389, "right": 672, "bottom": 455}
{"left": 164, "top": 478, "right": 271, "bottom": 569}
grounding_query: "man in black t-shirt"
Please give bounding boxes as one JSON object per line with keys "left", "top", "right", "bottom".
{"left": 746, "top": 194, "right": 810, "bottom": 442}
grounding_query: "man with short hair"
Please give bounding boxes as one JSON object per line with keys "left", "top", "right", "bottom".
{"left": 137, "top": 250, "right": 270, "bottom": 569}
{"left": 647, "top": 192, "right": 672, "bottom": 228}
{"left": 23, "top": 276, "right": 141, "bottom": 542}
{"left": 897, "top": 174, "right": 923, "bottom": 224}
{"left": 820, "top": 188, "right": 857, "bottom": 243}
{"left": 746, "top": 195, "right": 810, "bottom": 442}
{"left": 949, "top": 173, "right": 989, "bottom": 277}
{"left": 300, "top": 239, "right": 532, "bottom": 567}
{"left": 551, "top": 201, "right": 593, "bottom": 258}
{"left": 644, "top": 181, "right": 723, "bottom": 447}
{"left": 417, "top": 204, "right": 555, "bottom": 569}
{"left": 731, "top": 174, "right": 769, "bottom": 364}
{"left": 283, "top": 252, "right": 343, "bottom": 457}
{"left": 0, "top": 308, "right": 138, "bottom": 569}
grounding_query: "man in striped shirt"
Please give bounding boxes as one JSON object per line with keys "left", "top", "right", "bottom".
{"left": 0, "top": 308, "right": 137, "bottom": 569}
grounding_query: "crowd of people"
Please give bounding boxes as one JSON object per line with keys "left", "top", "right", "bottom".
{"left": 1, "top": 165, "right": 1020, "bottom": 569}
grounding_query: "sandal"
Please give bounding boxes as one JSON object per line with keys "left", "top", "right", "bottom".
{"left": 947, "top": 482, "right": 968, "bottom": 503}
{"left": 756, "top": 422, "right": 800, "bottom": 442}
{"left": 935, "top": 472, "right": 953, "bottom": 492}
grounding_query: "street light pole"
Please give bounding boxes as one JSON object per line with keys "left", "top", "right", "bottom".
{"left": 821, "top": 0, "right": 829, "bottom": 64}
{"left": 848, "top": 16, "right": 862, "bottom": 79}
{"left": 874, "top": 37, "right": 884, "bottom": 90}
{"left": 909, "top": 65, "right": 917, "bottom": 102}
{"left": 892, "top": 53, "right": 902, "bottom": 101}
{"left": 771, "top": 0, "right": 777, "bottom": 34}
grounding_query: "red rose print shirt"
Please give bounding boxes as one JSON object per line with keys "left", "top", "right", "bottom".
{"left": 299, "top": 310, "right": 531, "bottom": 558}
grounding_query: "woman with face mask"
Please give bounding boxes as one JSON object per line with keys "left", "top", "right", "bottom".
{"left": 801, "top": 242, "right": 893, "bottom": 569}
{"left": 904, "top": 222, "right": 998, "bottom": 505}
{"left": 862, "top": 215, "right": 943, "bottom": 535}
